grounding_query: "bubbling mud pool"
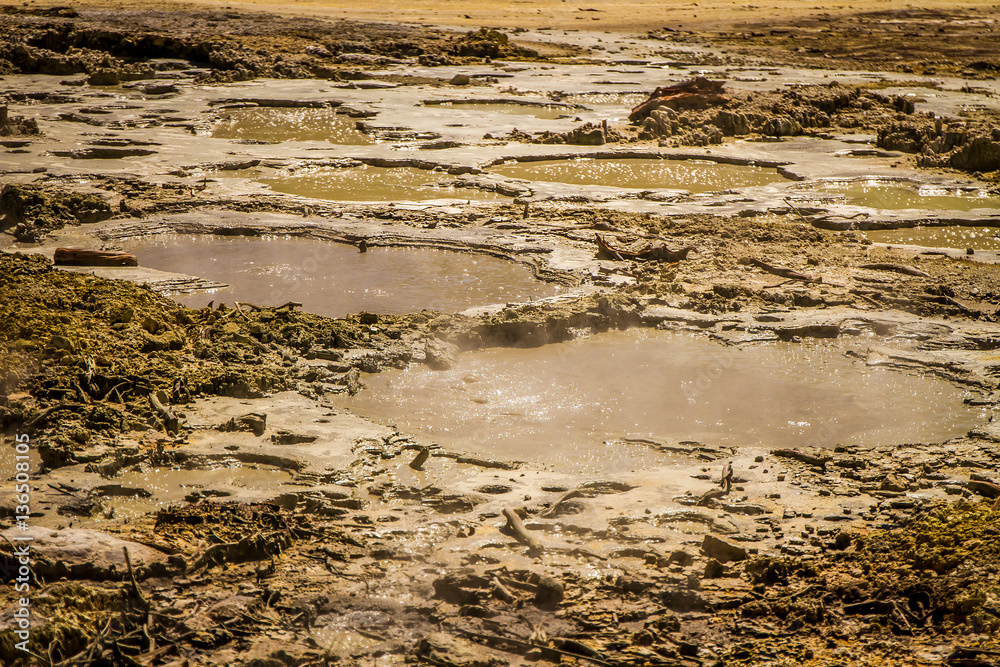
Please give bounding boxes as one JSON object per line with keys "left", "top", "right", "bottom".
{"left": 209, "top": 107, "right": 374, "bottom": 145}
{"left": 865, "top": 225, "right": 1000, "bottom": 251}
{"left": 333, "top": 329, "right": 985, "bottom": 473}
{"left": 121, "top": 234, "right": 562, "bottom": 315}
{"left": 490, "top": 158, "right": 787, "bottom": 192}
{"left": 260, "top": 165, "right": 507, "bottom": 201}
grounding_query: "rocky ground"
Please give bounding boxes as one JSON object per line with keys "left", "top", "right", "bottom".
{"left": 2, "top": 3, "right": 1000, "bottom": 667}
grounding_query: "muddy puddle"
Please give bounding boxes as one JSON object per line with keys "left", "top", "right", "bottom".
{"left": 98, "top": 463, "right": 295, "bottom": 520}
{"left": 121, "top": 234, "right": 562, "bottom": 314}
{"left": 866, "top": 225, "right": 1000, "bottom": 251}
{"left": 333, "top": 329, "right": 984, "bottom": 472}
{"left": 491, "top": 158, "right": 786, "bottom": 192}
{"left": 425, "top": 101, "right": 576, "bottom": 120}
{"left": 563, "top": 92, "right": 647, "bottom": 106}
{"left": 811, "top": 181, "right": 1000, "bottom": 211}
{"left": 209, "top": 108, "right": 373, "bottom": 144}
{"left": 259, "top": 165, "right": 507, "bottom": 201}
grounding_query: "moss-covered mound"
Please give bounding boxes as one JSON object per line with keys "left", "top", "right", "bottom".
{"left": 0, "top": 251, "right": 415, "bottom": 465}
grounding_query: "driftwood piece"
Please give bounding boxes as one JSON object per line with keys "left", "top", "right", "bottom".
{"left": 773, "top": 449, "right": 831, "bottom": 470}
{"left": 739, "top": 256, "right": 819, "bottom": 283}
{"left": 26, "top": 402, "right": 88, "bottom": 427}
{"left": 122, "top": 547, "right": 149, "bottom": 608}
{"left": 858, "top": 262, "right": 931, "bottom": 278}
{"left": 492, "top": 577, "right": 517, "bottom": 603}
{"left": 968, "top": 480, "right": 1000, "bottom": 499}
{"left": 629, "top": 76, "right": 728, "bottom": 122}
{"left": 54, "top": 247, "right": 138, "bottom": 267}
{"left": 502, "top": 508, "right": 543, "bottom": 551}
{"left": 595, "top": 233, "right": 692, "bottom": 262}
{"left": 540, "top": 489, "right": 585, "bottom": 518}
{"left": 148, "top": 392, "right": 179, "bottom": 435}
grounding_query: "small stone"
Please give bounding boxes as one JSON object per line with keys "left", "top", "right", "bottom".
{"left": 703, "top": 558, "right": 726, "bottom": 579}
{"left": 449, "top": 74, "right": 472, "bottom": 85}
{"left": 534, "top": 575, "right": 564, "bottom": 606}
{"left": 881, "top": 474, "right": 909, "bottom": 492}
{"left": 701, "top": 535, "right": 747, "bottom": 563}
{"left": 668, "top": 549, "right": 694, "bottom": 566}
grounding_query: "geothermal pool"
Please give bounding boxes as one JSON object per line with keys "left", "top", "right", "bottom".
{"left": 210, "top": 107, "right": 374, "bottom": 144}
{"left": 491, "top": 158, "right": 787, "bottom": 192}
{"left": 259, "top": 165, "right": 506, "bottom": 201}
{"left": 815, "top": 182, "right": 1000, "bottom": 211}
{"left": 333, "top": 329, "right": 984, "bottom": 472}
{"left": 866, "top": 225, "right": 1000, "bottom": 251}
{"left": 122, "top": 234, "right": 562, "bottom": 315}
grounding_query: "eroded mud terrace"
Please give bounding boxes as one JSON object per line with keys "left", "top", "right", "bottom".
{"left": 2, "top": 5, "right": 1000, "bottom": 667}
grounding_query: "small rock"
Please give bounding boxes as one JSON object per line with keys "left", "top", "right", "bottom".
{"left": 425, "top": 338, "right": 459, "bottom": 370}
{"left": 703, "top": 558, "right": 726, "bottom": 578}
{"left": 449, "top": 74, "right": 472, "bottom": 86}
{"left": 881, "top": 473, "right": 909, "bottom": 492}
{"left": 668, "top": 549, "right": 694, "bottom": 566}
{"left": 701, "top": 535, "right": 747, "bottom": 563}
{"left": 534, "top": 575, "right": 564, "bottom": 606}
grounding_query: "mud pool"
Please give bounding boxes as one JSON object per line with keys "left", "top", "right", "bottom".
{"left": 208, "top": 107, "right": 374, "bottom": 145}
{"left": 121, "top": 234, "right": 562, "bottom": 314}
{"left": 335, "top": 329, "right": 985, "bottom": 471}
{"left": 99, "top": 464, "right": 295, "bottom": 520}
{"left": 490, "top": 158, "right": 787, "bottom": 192}
{"left": 812, "top": 181, "right": 1000, "bottom": 211}
{"left": 259, "top": 165, "right": 507, "bottom": 201}
{"left": 866, "top": 225, "right": 1000, "bottom": 251}
{"left": 424, "top": 101, "right": 577, "bottom": 120}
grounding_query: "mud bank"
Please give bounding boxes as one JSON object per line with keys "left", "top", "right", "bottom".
{"left": 3, "top": 3, "right": 1000, "bottom": 667}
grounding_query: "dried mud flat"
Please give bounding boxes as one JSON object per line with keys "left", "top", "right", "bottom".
{"left": 2, "top": 3, "right": 1000, "bottom": 667}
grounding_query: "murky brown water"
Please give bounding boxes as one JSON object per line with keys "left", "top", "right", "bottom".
{"left": 100, "top": 464, "right": 294, "bottom": 520}
{"left": 563, "top": 93, "right": 647, "bottom": 107}
{"left": 334, "top": 330, "right": 984, "bottom": 472}
{"left": 209, "top": 108, "right": 374, "bottom": 144}
{"left": 261, "top": 165, "right": 506, "bottom": 201}
{"left": 428, "top": 102, "right": 576, "bottom": 120}
{"left": 491, "top": 158, "right": 786, "bottom": 192}
{"left": 813, "top": 182, "right": 1000, "bottom": 211}
{"left": 865, "top": 225, "right": 1000, "bottom": 251}
{"left": 122, "top": 234, "right": 562, "bottom": 315}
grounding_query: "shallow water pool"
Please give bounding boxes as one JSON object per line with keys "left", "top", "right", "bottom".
{"left": 491, "top": 158, "right": 787, "bottom": 192}
{"left": 334, "top": 329, "right": 984, "bottom": 472}
{"left": 122, "top": 234, "right": 562, "bottom": 315}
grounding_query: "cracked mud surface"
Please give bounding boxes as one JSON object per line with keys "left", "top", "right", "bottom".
{"left": 2, "top": 3, "right": 1000, "bottom": 667}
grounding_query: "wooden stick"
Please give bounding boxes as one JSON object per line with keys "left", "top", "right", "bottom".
{"left": 122, "top": 547, "right": 148, "bottom": 608}
{"left": 540, "top": 489, "right": 585, "bottom": 518}
{"left": 148, "top": 392, "right": 179, "bottom": 435}
{"left": 739, "top": 257, "right": 819, "bottom": 283}
{"left": 502, "top": 508, "right": 543, "bottom": 551}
